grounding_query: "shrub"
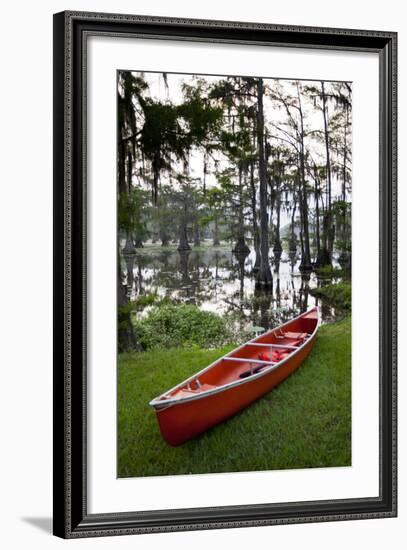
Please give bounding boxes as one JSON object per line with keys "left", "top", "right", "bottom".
{"left": 134, "top": 304, "right": 231, "bottom": 350}
{"left": 310, "top": 282, "right": 351, "bottom": 311}
{"left": 132, "top": 292, "right": 158, "bottom": 311}
{"left": 314, "top": 265, "right": 350, "bottom": 280}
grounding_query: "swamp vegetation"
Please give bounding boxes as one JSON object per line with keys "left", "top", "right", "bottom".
{"left": 117, "top": 71, "right": 352, "bottom": 351}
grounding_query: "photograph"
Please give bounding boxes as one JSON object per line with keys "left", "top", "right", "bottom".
{"left": 116, "top": 70, "right": 352, "bottom": 478}
{"left": 51, "top": 8, "right": 397, "bottom": 538}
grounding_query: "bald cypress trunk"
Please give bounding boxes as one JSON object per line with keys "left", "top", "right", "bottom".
{"left": 297, "top": 85, "right": 312, "bottom": 272}
{"left": 273, "top": 174, "right": 282, "bottom": 256}
{"left": 193, "top": 216, "right": 201, "bottom": 247}
{"left": 213, "top": 213, "right": 220, "bottom": 246}
{"left": 118, "top": 141, "right": 127, "bottom": 195}
{"left": 320, "top": 81, "right": 333, "bottom": 266}
{"left": 178, "top": 198, "right": 191, "bottom": 251}
{"left": 250, "top": 161, "right": 261, "bottom": 272}
{"left": 298, "top": 148, "right": 312, "bottom": 271}
{"left": 290, "top": 208, "right": 297, "bottom": 252}
{"left": 314, "top": 174, "right": 322, "bottom": 266}
{"left": 178, "top": 221, "right": 191, "bottom": 251}
{"left": 255, "top": 78, "right": 273, "bottom": 287}
{"left": 233, "top": 165, "right": 250, "bottom": 255}
{"left": 117, "top": 249, "right": 138, "bottom": 352}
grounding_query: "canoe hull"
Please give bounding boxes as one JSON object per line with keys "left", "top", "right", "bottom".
{"left": 154, "top": 332, "right": 317, "bottom": 446}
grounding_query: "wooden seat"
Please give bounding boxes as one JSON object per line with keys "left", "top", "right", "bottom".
{"left": 282, "top": 331, "right": 309, "bottom": 340}
{"left": 172, "top": 383, "right": 217, "bottom": 399}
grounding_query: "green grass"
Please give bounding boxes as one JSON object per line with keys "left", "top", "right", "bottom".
{"left": 118, "top": 317, "right": 351, "bottom": 477}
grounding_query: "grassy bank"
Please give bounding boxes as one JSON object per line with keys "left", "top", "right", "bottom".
{"left": 118, "top": 317, "right": 351, "bottom": 478}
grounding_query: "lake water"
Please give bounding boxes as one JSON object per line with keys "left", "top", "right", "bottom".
{"left": 121, "top": 244, "right": 346, "bottom": 331}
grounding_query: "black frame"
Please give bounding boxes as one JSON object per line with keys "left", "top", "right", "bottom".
{"left": 53, "top": 10, "right": 397, "bottom": 538}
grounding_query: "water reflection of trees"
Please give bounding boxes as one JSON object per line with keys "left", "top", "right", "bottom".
{"left": 124, "top": 248, "right": 342, "bottom": 329}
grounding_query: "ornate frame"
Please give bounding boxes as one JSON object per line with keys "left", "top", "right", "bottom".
{"left": 53, "top": 10, "right": 397, "bottom": 538}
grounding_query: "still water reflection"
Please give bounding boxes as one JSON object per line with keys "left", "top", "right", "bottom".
{"left": 122, "top": 246, "right": 345, "bottom": 330}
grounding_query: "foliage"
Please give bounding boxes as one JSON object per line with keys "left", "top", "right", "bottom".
{"left": 148, "top": 185, "right": 181, "bottom": 245}
{"left": 118, "top": 303, "right": 133, "bottom": 331}
{"left": 332, "top": 199, "right": 350, "bottom": 219}
{"left": 118, "top": 301, "right": 139, "bottom": 353}
{"left": 132, "top": 293, "right": 158, "bottom": 311}
{"left": 117, "top": 317, "right": 351, "bottom": 477}
{"left": 117, "top": 72, "right": 352, "bottom": 270}
{"left": 118, "top": 187, "right": 149, "bottom": 238}
{"left": 314, "top": 266, "right": 349, "bottom": 278}
{"left": 311, "top": 282, "right": 351, "bottom": 311}
{"left": 335, "top": 239, "right": 352, "bottom": 253}
{"left": 134, "top": 304, "right": 231, "bottom": 349}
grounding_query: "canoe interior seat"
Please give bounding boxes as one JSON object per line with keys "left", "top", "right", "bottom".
{"left": 282, "top": 331, "right": 309, "bottom": 341}
{"left": 174, "top": 383, "right": 217, "bottom": 398}
{"left": 198, "top": 383, "right": 217, "bottom": 392}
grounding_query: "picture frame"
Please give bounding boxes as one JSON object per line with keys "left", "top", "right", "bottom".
{"left": 53, "top": 10, "right": 397, "bottom": 538}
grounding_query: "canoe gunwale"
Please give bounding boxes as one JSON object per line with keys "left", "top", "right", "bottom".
{"left": 149, "top": 307, "right": 319, "bottom": 411}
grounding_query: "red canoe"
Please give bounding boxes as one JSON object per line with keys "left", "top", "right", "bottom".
{"left": 149, "top": 307, "right": 319, "bottom": 446}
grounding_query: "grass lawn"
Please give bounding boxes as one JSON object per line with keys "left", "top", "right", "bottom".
{"left": 118, "top": 317, "right": 351, "bottom": 477}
